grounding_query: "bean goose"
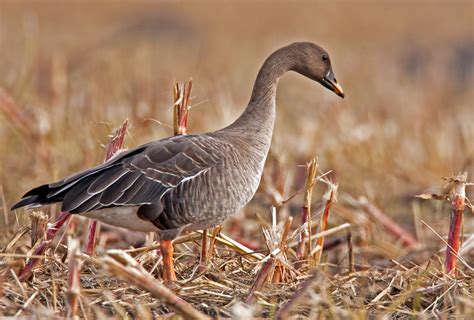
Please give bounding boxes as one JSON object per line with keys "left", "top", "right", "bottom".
{"left": 12, "top": 42, "right": 344, "bottom": 283}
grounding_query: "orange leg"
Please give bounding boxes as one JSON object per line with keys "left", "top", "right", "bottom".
{"left": 160, "top": 239, "right": 177, "bottom": 283}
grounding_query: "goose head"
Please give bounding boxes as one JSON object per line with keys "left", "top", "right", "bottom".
{"left": 289, "top": 42, "right": 345, "bottom": 98}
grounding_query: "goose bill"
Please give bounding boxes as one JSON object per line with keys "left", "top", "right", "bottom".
{"left": 322, "top": 71, "right": 344, "bottom": 98}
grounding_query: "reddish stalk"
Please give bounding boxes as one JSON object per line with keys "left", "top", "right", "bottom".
{"left": 84, "top": 119, "right": 129, "bottom": 256}
{"left": 359, "top": 197, "right": 418, "bottom": 248}
{"left": 445, "top": 173, "right": 468, "bottom": 275}
{"left": 103, "top": 120, "right": 129, "bottom": 161}
{"left": 84, "top": 221, "right": 100, "bottom": 256}
{"left": 296, "top": 159, "right": 318, "bottom": 263}
{"left": 417, "top": 172, "right": 472, "bottom": 276}
{"left": 245, "top": 258, "right": 275, "bottom": 304}
{"left": 46, "top": 211, "right": 71, "bottom": 240}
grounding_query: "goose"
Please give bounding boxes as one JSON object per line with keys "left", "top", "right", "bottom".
{"left": 12, "top": 42, "right": 344, "bottom": 283}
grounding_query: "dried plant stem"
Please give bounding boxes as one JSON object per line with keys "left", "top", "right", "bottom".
{"left": 66, "top": 237, "right": 81, "bottom": 319}
{"left": 199, "top": 229, "right": 209, "bottom": 270}
{"left": 14, "top": 291, "right": 38, "bottom": 317}
{"left": 1, "top": 227, "right": 29, "bottom": 254}
{"left": 271, "top": 263, "right": 282, "bottom": 284}
{"left": 446, "top": 173, "right": 467, "bottom": 275}
{"left": 1, "top": 185, "right": 10, "bottom": 227}
{"left": 173, "top": 79, "right": 193, "bottom": 136}
{"left": 103, "top": 250, "right": 209, "bottom": 320}
{"left": 280, "top": 216, "right": 293, "bottom": 251}
{"left": 19, "top": 211, "right": 71, "bottom": 281}
{"left": 30, "top": 211, "right": 48, "bottom": 247}
{"left": 289, "top": 223, "right": 351, "bottom": 248}
{"left": 247, "top": 215, "right": 294, "bottom": 302}
{"left": 207, "top": 225, "right": 222, "bottom": 260}
{"left": 296, "top": 159, "right": 318, "bottom": 262}
{"left": 313, "top": 188, "right": 336, "bottom": 266}
{"left": 85, "top": 119, "right": 129, "bottom": 256}
{"left": 272, "top": 216, "right": 293, "bottom": 283}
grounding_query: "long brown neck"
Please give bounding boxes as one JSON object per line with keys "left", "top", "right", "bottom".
{"left": 225, "top": 46, "right": 297, "bottom": 133}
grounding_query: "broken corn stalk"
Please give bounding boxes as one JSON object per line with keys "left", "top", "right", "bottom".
{"left": 296, "top": 158, "right": 318, "bottom": 263}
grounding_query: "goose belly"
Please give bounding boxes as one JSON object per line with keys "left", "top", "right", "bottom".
{"left": 82, "top": 207, "right": 158, "bottom": 232}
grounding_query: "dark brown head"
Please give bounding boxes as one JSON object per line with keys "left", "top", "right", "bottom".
{"left": 287, "top": 42, "right": 344, "bottom": 98}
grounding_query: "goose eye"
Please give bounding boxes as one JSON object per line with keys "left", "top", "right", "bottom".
{"left": 322, "top": 54, "right": 328, "bottom": 62}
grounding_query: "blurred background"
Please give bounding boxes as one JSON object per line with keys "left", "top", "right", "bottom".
{"left": 0, "top": 1, "right": 472, "bottom": 243}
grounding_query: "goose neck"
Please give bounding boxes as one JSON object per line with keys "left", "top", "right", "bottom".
{"left": 228, "top": 47, "right": 296, "bottom": 132}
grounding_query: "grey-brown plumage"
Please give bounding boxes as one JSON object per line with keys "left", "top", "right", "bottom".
{"left": 11, "top": 42, "right": 344, "bottom": 240}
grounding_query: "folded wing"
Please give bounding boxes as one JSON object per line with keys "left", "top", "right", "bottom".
{"left": 11, "top": 134, "right": 223, "bottom": 214}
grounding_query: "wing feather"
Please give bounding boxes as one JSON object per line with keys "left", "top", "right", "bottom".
{"left": 14, "top": 134, "right": 228, "bottom": 214}
{"left": 88, "top": 166, "right": 129, "bottom": 194}
{"left": 114, "top": 175, "right": 149, "bottom": 204}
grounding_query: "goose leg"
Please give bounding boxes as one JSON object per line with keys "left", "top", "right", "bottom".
{"left": 160, "top": 239, "right": 177, "bottom": 283}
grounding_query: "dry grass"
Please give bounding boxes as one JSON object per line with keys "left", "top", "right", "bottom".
{"left": 0, "top": 0, "right": 473, "bottom": 318}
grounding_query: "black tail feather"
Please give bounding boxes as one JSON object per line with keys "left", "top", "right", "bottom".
{"left": 10, "top": 184, "right": 64, "bottom": 210}
{"left": 10, "top": 195, "right": 41, "bottom": 210}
